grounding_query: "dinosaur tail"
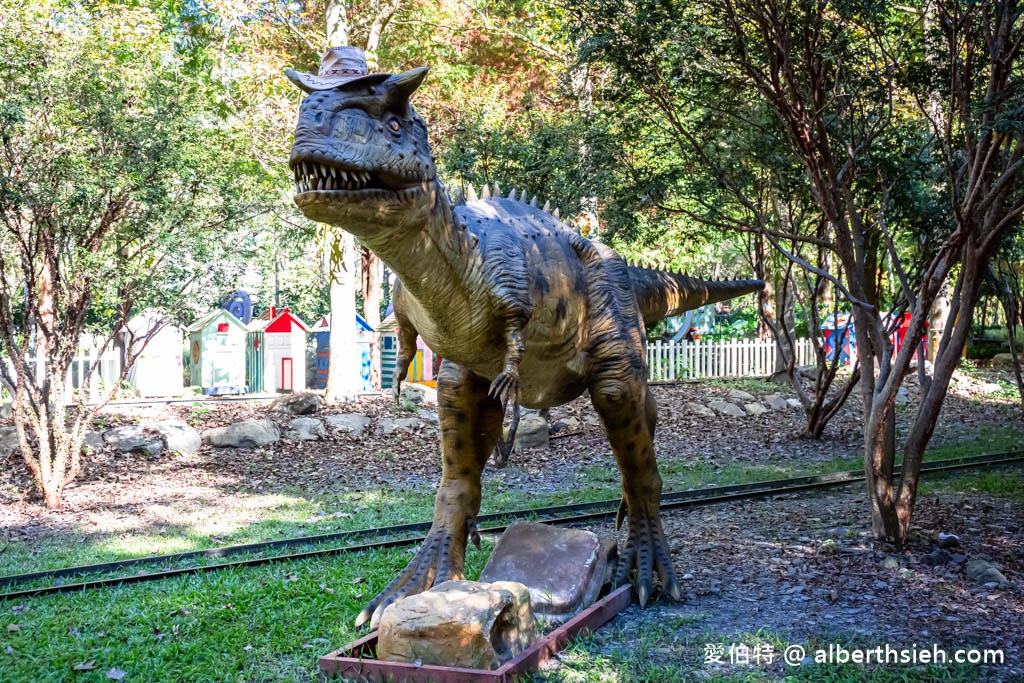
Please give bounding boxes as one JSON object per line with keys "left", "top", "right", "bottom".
{"left": 628, "top": 266, "right": 765, "bottom": 326}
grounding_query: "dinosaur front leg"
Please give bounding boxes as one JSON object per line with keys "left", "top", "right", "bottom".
{"left": 356, "top": 360, "right": 502, "bottom": 628}
{"left": 591, "top": 375, "right": 682, "bottom": 607}
{"left": 391, "top": 319, "right": 419, "bottom": 403}
{"left": 488, "top": 325, "right": 524, "bottom": 407}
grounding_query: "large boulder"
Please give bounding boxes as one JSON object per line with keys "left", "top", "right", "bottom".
{"left": 152, "top": 420, "right": 202, "bottom": 455}
{"left": 479, "top": 522, "right": 614, "bottom": 623}
{"left": 727, "top": 388, "right": 756, "bottom": 403}
{"left": 82, "top": 430, "right": 104, "bottom": 454}
{"left": 201, "top": 419, "right": 279, "bottom": 448}
{"left": 270, "top": 392, "right": 322, "bottom": 415}
{"left": 992, "top": 353, "right": 1019, "bottom": 370}
{"left": 708, "top": 400, "right": 746, "bottom": 418}
{"left": 686, "top": 402, "right": 715, "bottom": 417}
{"left": 765, "top": 394, "right": 790, "bottom": 411}
{"left": 103, "top": 425, "right": 162, "bottom": 455}
{"left": 744, "top": 402, "right": 769, "bottom": 416}
{"left": 513, "top": 414, "right": 549, "bottom": 450}
{"left": 966, "top": 559, "right": 1009, "bottom": 586}
{"left": 325, "top": 413, "right": 372, "bottom": 437}
{"left": 0, "top": 425, "right": 18, "bottom": 461}
{"left": 377, "top": 580, "right": 539, "bottom": 670}
{"left": 399, "top": 383, "right": 437, "bottom": 407}
{"left": 378, "top": 417, "right": 424, "bottom": 435}
{"left": 285, "top": 417, "right": 327, "bottom": 441}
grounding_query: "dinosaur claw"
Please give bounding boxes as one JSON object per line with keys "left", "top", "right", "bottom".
{"left": 468, "top": 516, "right": 481, "bottom": 548}
{"left": 637, "top": 580, "right": 651, "bottom": 608}
{"left": 354, "top": 609, "right": 372, "bottom": 629}
{"left": 665, "top": 575, "right": 683, "bottom": 601}
{"left": 615, "top": 498, "right": 627, "bottom": 531}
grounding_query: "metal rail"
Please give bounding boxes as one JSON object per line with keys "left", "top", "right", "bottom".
{"left": 1, "top": 450, "right": 1021, "bottom": 601}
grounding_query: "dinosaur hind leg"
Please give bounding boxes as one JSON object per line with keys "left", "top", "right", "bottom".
{"left": 590, "top": 372, "right": 682, "bottom": 607}
{"left": 356, "top": 360, "right": 503, "bottom": 628}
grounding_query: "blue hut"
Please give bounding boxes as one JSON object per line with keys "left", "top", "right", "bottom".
{"left": 311, "top": 314, "right": 375, "bottom": 392}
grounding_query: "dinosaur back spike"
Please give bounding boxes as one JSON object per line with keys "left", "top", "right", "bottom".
{"left": 482, "top": 184, "right": 492, "bottom": 199}
{"left": 453, "top": 188, "right": 466, "bottom": 205}
{"left": 542, "top": 199, "right": 551, "bottom": 213}
{"left": 508, "top": 188, "right": 516, "bottom": 201}
{"left": 493, "top": 182, "right": 501, "bottom": 197}
{"left": 628, "top": 266, "right": 765, "bottom": 326}
{"left": 530, "top": 195, "right": 538, "bottom": 207}
{"left": 467, "top": 185, "right": 479, "bottom": 202}
{"left": 552, "top": 208, "right": 560, "bottom": 219}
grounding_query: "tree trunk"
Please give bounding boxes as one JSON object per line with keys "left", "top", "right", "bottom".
{"left": 361, "top": 246, "right": 382, "bottom": 390}
{"left": 324, "top": 231, "right": 363, "bottom": 402}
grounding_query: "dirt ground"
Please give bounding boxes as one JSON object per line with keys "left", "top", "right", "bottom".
{"left": 1, "top": 369, "right": 1022, "bottom": 679}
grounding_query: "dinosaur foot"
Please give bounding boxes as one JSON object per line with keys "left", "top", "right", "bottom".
{"left": 613, "top": 500, "right": 683, "bottom": 607}
{"left": 355, "top": 518, "right": 481, "bottom": 629}
{"left": 488, "top": 367, "right": 520, "bottom": 408}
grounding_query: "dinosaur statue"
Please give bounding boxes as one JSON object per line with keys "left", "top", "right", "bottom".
{"left": 286, "top": 48, "right": 764, "bottom": 628}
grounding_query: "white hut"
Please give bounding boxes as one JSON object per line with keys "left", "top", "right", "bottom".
{"left": 248, "top": 307, "right": 310, "bottom": 393}
{"left": 122, "top": 311, "right": 185, "bottom": 397}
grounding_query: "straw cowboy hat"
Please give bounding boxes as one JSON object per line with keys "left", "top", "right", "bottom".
{"left": 285, "top": 46, "right": 391, "bottom": 93}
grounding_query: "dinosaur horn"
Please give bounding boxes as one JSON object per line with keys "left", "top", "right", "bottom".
{"left": 384, "top": 67, "right": 429, "bottom": 106}
{"left": 467, "top": 185, "right": 478, "bottom": 201}
{"left": 482, "top": 184, "right": 492, "bottom": 199}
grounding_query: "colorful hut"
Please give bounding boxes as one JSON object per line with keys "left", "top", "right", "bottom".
{"left": 379, "top": 313, "right": 435, "bottom": 389}
{"left": 247, "top": 308, "right": 310, "bottom": 393}
{"left": 186, "top": 309, "right": 248, "bottom": 395}
{"left": 311, "top": 314, "right": 375, "bottom": 392}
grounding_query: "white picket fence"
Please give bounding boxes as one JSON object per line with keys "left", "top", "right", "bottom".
{"left": 647, "top": 337, "right": 815, "bottom": 381}
{"left": 3, "top": 343, "right": 123, "bottom": 405}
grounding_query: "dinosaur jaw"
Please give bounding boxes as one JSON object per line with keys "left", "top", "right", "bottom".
{"left": 290, "top": 156, "right": 435, "bottom": 229}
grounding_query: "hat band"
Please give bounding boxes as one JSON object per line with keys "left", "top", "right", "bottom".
{"left": 320, "top": 68, "right": 367, "bottom": 77}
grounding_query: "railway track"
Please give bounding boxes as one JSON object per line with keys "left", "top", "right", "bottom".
{"left": 1, "top": 449, "right": 1021, "bottom": 601}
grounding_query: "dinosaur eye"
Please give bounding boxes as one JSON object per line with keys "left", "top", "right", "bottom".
{"left": 388, "top": 119, "right": 401, "bottom": 133}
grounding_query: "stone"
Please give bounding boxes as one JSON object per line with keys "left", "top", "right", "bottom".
{"left": 708, "top": 400, "right": 746, "bottom": 418}
{"left": 0, "top": 402, "right": 10, "bottom": 419}
{"left": 744, "top": 402, "right": 769, "bottom": 416}
{"left": 966, "top": 559, "right": 1009, "bottom": 586}
{"left": 325, "top": 413, "right": 372, "bottom": 437}
{"left": 0, "top": 425, "right": 18, "bottom": 460}
{"left": 398, "top": 383, "right": 437, "bottom": 407}
{"left": 379, "top": 417, "right": 424, "bottom": 435}
{"left": 103, "top": 425, "right": 162, "bottom": 455}
{"left": 417, "top": 409, "right": 440, "bottom": 425}
{"left": 895, "top": 387, "right": 910, "bottom": 405}
{"left": 513, "top": 414, "right": 549, "bottom": 450}
{"left": 937, "top": 532, "right": 960, "bottom": 549}
{"left": 879, "top": 554, "right": 904, "bottom": 570}
{"left": 552, "top": 416, "right": 580, "bottom": 432}
{"left": 921, "top": 548, "right": 952, "bottom": 566}
{"left": 201, "top": 419, "right": 279, "bottom": 448}
{"left": 786, "top": 398, "right": 803, "bottom": 410}
{"left": 765, "top": 394, "right": 789, "bottom": 411}
{"left": 269, "top": 392, "right": 322, "bottom": 415}
{"left": 479, "top": 522, "right": 615, "bottom": 623}
{"left": 797, "top": 365, "right": 819, "bottom": 380}
{"left": 152, "top": 420, "right": 202, "bottom": 455}
{"left": 377, "top": 580, "right": 539, "bottom": 670}
{"left": 727, "top": 389, "right": 757, "bottom": 403}
{"left": 82, "top": 430, "right": 104, "bottom": 454}
{"left": 285, "top": 417, "right": 326, "bottom": 441}
{"left": 975, "top": 380, "right": 1002, "bottom": 395}
{"left": 992, "top": 352, "right": 1018, "bottom": 369}
{"left": 686, "top": 402, "right": 715, "bottom": 417}
{"left": 909, "top": 359, "right": 934, "bottom": 375}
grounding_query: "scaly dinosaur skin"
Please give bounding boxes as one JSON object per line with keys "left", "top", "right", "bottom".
{"left": 288, "top": 66, "right": 764, "bottom": 627}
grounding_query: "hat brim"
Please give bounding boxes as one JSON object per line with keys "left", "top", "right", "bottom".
{"left": 285, "top": 69, "right": 391, "bottom": 93}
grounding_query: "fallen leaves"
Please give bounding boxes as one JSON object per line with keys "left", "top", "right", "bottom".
{"left": 106, "top": 667, "right": 127, "bottom": 680}
{"left": 73, "top": 660, "right": 96, "bottom": 671}
{"left": 6, "top": 623, "right": 19, "bottom": 632}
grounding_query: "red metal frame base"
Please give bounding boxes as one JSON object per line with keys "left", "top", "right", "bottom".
{"left": 319, "top": 584, "right": 633, "bottom": 683}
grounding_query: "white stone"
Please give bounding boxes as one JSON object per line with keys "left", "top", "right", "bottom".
{"left": 270, "top": 392, "right": 322, "bottom": 415}
{"left": 727, "top": 389, "right": 756, "bottom": 403}
{"left": 379, "top": 417, "right": 423, "bottom": 435}
{"left": 786, "top": 398, "right": 803, "bottom": 410}
{"left": 687, "top": 402, "right": 715, "bottom": 417}
{"left": 766, "top": 394, "right": 789, "bottom": 411}
{"left": 399, "top": 383, "right": 437, "bottom": 406}
{"left": 324, "top": 413, "right": 372, "bottom": 437}
{"left": 201, "top": 419, "right": 279, "bottom": 448}
{"left": 744, "top": 402, "right": 769, "bottom": 416}
{"left": 104, "top": 425, "right": 162, "bottom": 455}
{"left": 152, "top": 419, "right": 202, "bottom": 455}
{"left": 709, "top": 400, "right": 746, "bottom": 418}
{"left": 285, "top": 417, "right": 326, "bottom": 441}
{"left": 513, "top": 414, "right": 549, "bottom": 449}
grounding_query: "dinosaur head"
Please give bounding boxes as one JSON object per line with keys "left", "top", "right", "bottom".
{"left": 288, "top": 65, "right": 437, "bottom": 236}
